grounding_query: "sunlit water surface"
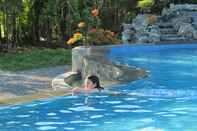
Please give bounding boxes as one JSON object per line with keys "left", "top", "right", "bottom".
{"left": 1, "top": 44, "right": 197, "bottom": 131}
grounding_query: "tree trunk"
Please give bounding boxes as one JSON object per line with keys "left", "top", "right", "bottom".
{"left": 59, "top": 2, "right": 69, "bottom": 47}
{"left": 47, "top": 15, "right": 52, "bottom": 46}
{"left": 32, "top": 0, "right": 44, "bottom": 45}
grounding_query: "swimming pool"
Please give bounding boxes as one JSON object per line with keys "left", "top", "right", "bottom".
{"left": 1, "top": 44, "right": 197, "bottom": 131}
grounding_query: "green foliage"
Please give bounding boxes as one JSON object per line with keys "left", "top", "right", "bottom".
{"left": 20, "top": 0, "right": 30, "bottom": 26}
{"left": 123, "top": 11, "right": 137, "bottom": 23}
{"left": 0, "top": 0, "right": 196, "bottom": 50}
{"left": 0, "top": 48, "right": 71, "bottom": 71}
{"left": 138, "top": 0, "right": 155, "bottom": 9}
{"left": 86, "top": 29, "right": 121, "bottom": 45}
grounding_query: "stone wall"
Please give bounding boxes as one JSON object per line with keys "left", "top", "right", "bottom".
{"left": 122, "top": 4, "right": 197, "bottom": 43}
{"left": 72, "top": 46, "right": 90, "bottom": 72}
{"left": 72, "top": 46, "right": 148, "bottom": 83}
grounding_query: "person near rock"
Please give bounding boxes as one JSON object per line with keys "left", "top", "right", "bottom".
{"left": 72, "top": 75, "right": 104, "bottom": 94}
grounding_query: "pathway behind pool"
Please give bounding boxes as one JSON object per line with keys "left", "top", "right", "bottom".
{"left": 0, "top": 65, "right": 69, "bottom": 104}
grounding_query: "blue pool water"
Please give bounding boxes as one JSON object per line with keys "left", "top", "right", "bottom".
{"left": 1, "top": 44, "right": 197, "bottom": 131}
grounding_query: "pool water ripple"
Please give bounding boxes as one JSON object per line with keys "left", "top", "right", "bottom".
{"left": 1, "top": 44, "right": 197, "bottom": 130}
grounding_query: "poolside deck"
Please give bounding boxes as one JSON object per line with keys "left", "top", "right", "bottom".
{"left": 0, "top": 65, "right": 70, "bottom": 105}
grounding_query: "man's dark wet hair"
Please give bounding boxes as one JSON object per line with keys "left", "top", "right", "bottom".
{"left": 87, "top": 75, "right": 104, "bottom": 90}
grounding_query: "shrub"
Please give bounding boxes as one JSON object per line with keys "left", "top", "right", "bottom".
{"left": 86, "top": 29, "right": 121, "bottom": 45}
{"left": 66, "top": 8, "right": 121, "bottom": 46}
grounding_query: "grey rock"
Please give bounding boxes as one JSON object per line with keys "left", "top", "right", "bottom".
{"left": 149, "top": 33, "right": 161, "bottom": 43}
{"left": 172, "top": 16, "right": 193, "bottom": 27}
{"left": 70, "top": 46, "right": 148, "bottom": 83}
{"left": 132, "top": 15, "right": 149, "bottom": 32}
{"left": 170, "top": 4, "right": 197, "bottom": 11}
{"left": 135, "top": 34, "right": 149, "bottom": 43}
{"left": 161, "top": 35, "right": 187, "bottom": 41}
{"left": 193, "top": 31, "right": 197, "bottom": 40}
{"left": 122, "top": 29, "right": 135, "bottom": 43}
{"left": 192, "top": 22, "right": 197, "bottom": 29}
{"left": 148, "top": 25, "right": 161, "bottom": 42}
{"left": 121, "top": 23, "right": 133, "bottom": 30}
{"left": 72, "top": 46, "right": 90, "bottom": 72}
{"left": 159, "top": 28, "right": 177, "bottom": 34}
{"left": 174, "top": 20, "right": 183, "bottom": 31}
{"left": 121, "top": 4, "right": 197, "bottom": 43}
{"left": 178, "top": 23, "right": 196, "bottom": 39}
{"left": 192, "top": 13, "right": 197, "bottom": 22}
{"left": 161, "top": 8, "right": 168, "bottom": 17}
{"left": 82, "top": 54, "right": 147, "bottom": 82}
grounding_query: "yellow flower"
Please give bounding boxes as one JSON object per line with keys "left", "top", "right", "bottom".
{"left": 73, "top": 32, "right": 83, "bottom": 40}
{"left": 78, "top": 22, "right": 86, "bottom": 28}
{"left": 91, "top": 8, "right": 99, "bottom": 17}
{"left": 67, "top": 37, "right": 76, "bottom": 45}
{"left": 67, "top": 32, "right": 83, "bottom": 45}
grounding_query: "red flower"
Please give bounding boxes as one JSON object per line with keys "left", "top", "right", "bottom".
{"left": 89, "top": 28, "right": 97, "bottom": 33}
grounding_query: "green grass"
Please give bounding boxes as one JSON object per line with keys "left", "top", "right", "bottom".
{"left": 0, "top": 48, "right": 71, "bottom": 71}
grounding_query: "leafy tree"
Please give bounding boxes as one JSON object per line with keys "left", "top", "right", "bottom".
{"left": 0, "top": 0, "right": 196, "bottom": 51}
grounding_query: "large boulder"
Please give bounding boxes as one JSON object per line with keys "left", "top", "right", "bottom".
{"left": 72, "top": 47, "right": 90, "bottom": 72}
{"left": 161, "top": 9, "right": 178, "bottom": 22}
{"left": 122, "top": 29, "right": 135, "bottom": 43}
{"left": 193, "top": 31, "right": 197, "bottom": 40}
{"left": 148, "top": 33, "right": 160, "bottom": 43}
{"left": 121, "top": 23, "right": 133, "bottom": 30}
{"left": 192, "top": 22, "right": 197, "bottom": 29}
{"left": 173, "top": 16, "right": 193, "bottom": 31}
{"left": 148, "top": 25, "right": 160, "bottom": 43}
{"left": 170, "top": 4, "right": 197, "bottom": 11}
{"left": 124, "top": 4, "right": 197, "bottom": 43}
{"left": 178, "top": 23, "right": 196, "bottom": 39}
{"left": 121, "top": 23, "right": 136, "bottom": 43}
{"left": 132, "top": 15, "right": 149, "bottom": 32}
{"left": 135, "top": 33, "right": 149, "bottom": 43}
